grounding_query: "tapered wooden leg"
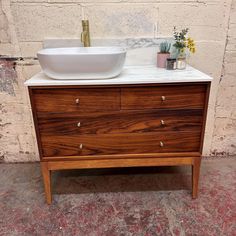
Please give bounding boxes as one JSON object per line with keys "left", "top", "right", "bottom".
{"left": 192, "top": 156, "right": 201, "bottom": 199}
{"left": 40, "top": 162, "right": 52, "bottom": 204}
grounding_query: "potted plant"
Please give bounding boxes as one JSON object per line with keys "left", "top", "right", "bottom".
{"left": 157, "top": 41, "right": 171, "bottom": 68}
{"left": 173, "top": 27, "right": 196, "bottom": 69}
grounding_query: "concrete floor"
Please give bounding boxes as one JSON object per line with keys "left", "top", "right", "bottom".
{"left": 0, "top": 158, "right": 235, "bottom": 236}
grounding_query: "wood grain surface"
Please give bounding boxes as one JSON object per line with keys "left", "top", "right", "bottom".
{"left": 28, "top": 82, "right": 211, "bottom": 203}
{"left": 32, "top": 88, "right": 120, "bottom": 113}
{"left": 41, "top": 131, "right": 201, "bottom": 157}
{"left": 38, "top": 109, "right": 203, "bottom": 135}
{"left": 121, "top": 85, "right": 206, "bottom": 109}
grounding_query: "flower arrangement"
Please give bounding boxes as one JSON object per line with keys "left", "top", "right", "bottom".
{"left": 173, "top": 27, "right": 196, "bottom": 55}
{"left": 173, "top": 27, "right": 196, "bottom": 69}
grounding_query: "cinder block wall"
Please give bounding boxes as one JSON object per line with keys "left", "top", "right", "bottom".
{"left": 0, "top": 0, "right": 235, "bottom": 162}
{"left": 211, "top": 0, "right": 236, "bottom": 156}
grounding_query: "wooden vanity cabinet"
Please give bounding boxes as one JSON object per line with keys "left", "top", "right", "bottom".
{"left": 28, "top": 82, "right": 210, "bottom": 204}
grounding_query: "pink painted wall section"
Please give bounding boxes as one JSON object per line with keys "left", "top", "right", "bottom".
{"left": 0, "top": 60, "right": 17, "bottom": 96}
{"left": 0, "top": 58, "right": 38, "bottom": 162}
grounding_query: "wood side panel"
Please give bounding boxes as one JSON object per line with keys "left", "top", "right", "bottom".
{"left": 32, "top": 88, "right": 120, "bottom": 113}
{"left": 41, "top": 131, "right": 201, "bottom": 157}
{"left": 199, "top": 82, "right": 211, "bottom": 154}
{"left": 38, "top": 109, "right": 203, "bottom": 135}
{"left": 28, "top": 87, "right": 44, "bottom": 159}
{"left": 121, "top": 85, "right": 206, "bottom": 109}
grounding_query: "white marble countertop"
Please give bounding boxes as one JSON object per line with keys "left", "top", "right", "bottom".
{"left": 24, "top": 65, "right": 213, "bottom": 86}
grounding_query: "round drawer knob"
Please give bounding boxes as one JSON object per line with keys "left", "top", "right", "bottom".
{"left": 160, "top": 141, "right": 164, "bottom": 147}
{"left": 160, "top": 120, "right": 165, "bottom": 126}
{"left": 75, "top": 98, "right": 80, "bottom": 104}
{"left": 161, "top": 96, "right": 166, "bottom": 101}
{"left": 79, "top": 144, "right": 83, "bottom": 150}
{"left": 77, "top": 122, "right": 81, "bottom": 127}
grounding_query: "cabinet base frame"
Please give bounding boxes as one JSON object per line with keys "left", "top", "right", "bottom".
{"left": 40, "top": 156, "right": 201, "bottom": 204}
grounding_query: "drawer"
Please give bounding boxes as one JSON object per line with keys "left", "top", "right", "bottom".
{"left": 121, "top": 85, "right": 206, "bottom": 110}
{"left": 32, "top": 88, "right": 120, "bottom": 114}
{"left": 38, "top": 109, "right": 203, "bottom": 135}
{"left": 41, "top": 131, "right": 201, "bottom": 157}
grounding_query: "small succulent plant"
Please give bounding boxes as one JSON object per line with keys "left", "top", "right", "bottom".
{"left": 159, "top": 41, "right": 171, "bottom": 54}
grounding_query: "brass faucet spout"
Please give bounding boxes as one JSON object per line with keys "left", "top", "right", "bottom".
{"left": 81, "top": 20, "right": 91, "bottom": 47}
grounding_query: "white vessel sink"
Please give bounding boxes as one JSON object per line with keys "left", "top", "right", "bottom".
{"left": 37, "top": 47, "right": 127, "bottom": 80}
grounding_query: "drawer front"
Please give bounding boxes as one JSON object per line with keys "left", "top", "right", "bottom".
{"left": 121, "top": 85, "right": 206, "bottom": 110}
{"left": 41, "top": 132, "right": 201, "bottom": 157}
{"left": 38, "top": 109, "right": 203, "bottom": 135}
{"left": 32, "top": 88, "right": 120, "bottom": 114}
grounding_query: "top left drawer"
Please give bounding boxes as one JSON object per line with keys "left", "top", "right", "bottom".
{"left": 31, "top": 88, "right": 120, "bottom": 114}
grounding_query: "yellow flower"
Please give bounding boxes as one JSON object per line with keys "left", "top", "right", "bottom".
{"left": 187, "top": 37, "right": 196, "bottom": 53}
{"left": 187, "top": 37, "right": 194, "bottom": 44}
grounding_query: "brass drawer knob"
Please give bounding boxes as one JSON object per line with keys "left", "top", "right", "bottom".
{"left": 161, "top": 96, "right": 166, "bottom": 101}
{"left": 75, "top": 98, "right": 80, "bottom": 104}
{"left": 160, "top": 120, "right": 165, "bottom": 125}
{"left": 160, "top": 141, "right": 164, "bottom": 147}
{"left": 79, "top": 144, "right": 83, "bottom": 150}
{"left": 77, "top": 122, "right": 81, "bottom": 127}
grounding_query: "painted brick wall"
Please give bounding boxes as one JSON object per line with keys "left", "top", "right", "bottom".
{"left": 0, "top": 0, "right": 235, "bottom": 162}
{"left": 211, "top": 0, "right": 236, "bottom": 156}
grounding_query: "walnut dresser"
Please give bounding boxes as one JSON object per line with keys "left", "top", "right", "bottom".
{"left": 25, "top": 65, "right": 212, "bottom": 204}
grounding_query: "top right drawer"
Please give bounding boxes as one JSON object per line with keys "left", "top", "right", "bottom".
{"left": 121, "top": 84, "right": 207, "bottom": 110}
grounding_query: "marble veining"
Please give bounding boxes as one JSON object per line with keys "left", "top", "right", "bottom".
{"left": 25, "top": 65, "right": 213, "bottom": 87}
{"left": 43, "top": 38, "right": 172, "bottom": 50}
{"left": 125, "top": 38, "right": 173, "bottom": 49}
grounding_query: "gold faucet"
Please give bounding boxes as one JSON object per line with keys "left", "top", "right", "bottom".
{"left": 81, "top": 20, "right": 91, "bottom": 47}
